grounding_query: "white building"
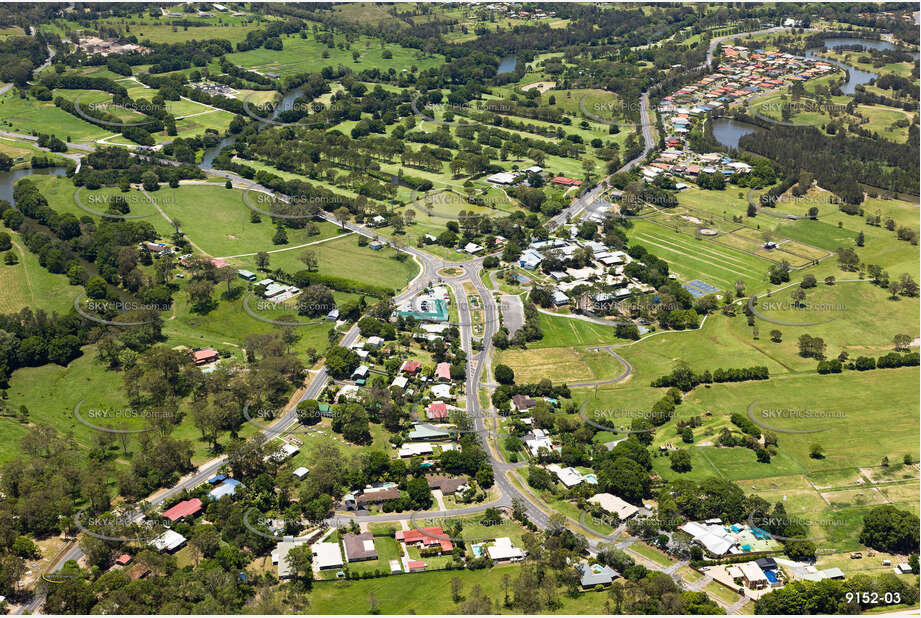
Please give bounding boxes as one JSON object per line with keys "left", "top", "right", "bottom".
{"left": 589, "top": 493, "right": 640, "bottom": 520}
{"left": 486, "top": 537, "right": 525, "bottom": 562}
{"left": 312, "top": 541, "right": 344, "bottom": 570}
{"left": 150, "top": 529, "right": 186, "bottom": 553}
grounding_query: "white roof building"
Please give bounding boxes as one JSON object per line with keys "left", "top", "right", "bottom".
{"left": 312, "top": 541, "right": 344, "bottom": 570}
{"left": 589, "top": 493, "right": 640, "bottom": 520}
{"left": 547, "top": 464, "right": 584, "bottom": 488}
{"left": 293, "top": 467, "right": 309, "bottom": 480}
{"left": 398, "top": 442, "right": 433, "bottom": 458}
{"left": 431, "top": 384, "right": 452, "bottom": 399}
{"left": 487, "top": 537, "right": 525, "bottom": 562}
{"left": 680, "top": 522, "right": 736, "bottom": 556}
{"left": 487, "top": 171, "right": 517, "bottom": 185}
{"left": 272, "top": 538, "right": 310, "bottom": 578}
{"left": 150, "top": 529, "right": 186, "bottom": 552}
{"left": 391, "top": 376, "right": 409, "bottom": 389}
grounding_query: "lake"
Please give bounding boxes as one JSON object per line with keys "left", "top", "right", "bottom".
{"left": 805, "top": 37, "right": 902, "bottom": 95}
{"left": 711, "top": 118, "right": 761, "bottom": 150}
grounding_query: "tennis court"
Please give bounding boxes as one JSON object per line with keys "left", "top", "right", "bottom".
{"left": 682, "top": 279, "right": 720, "bottom": 298}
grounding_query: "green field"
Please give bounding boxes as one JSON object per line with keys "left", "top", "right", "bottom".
{"left": 0, "top": 90, "right": 115, "bottom": 143}
{"left": 223, "top": 31, "right": 444, "bottom": 78}
{"left": 0, "top": 229, "right": 82, "bottom": 315}
{"left": 235, "top": 233, "right": 419, "bottom": 292}
{"left": 306, "top": 562, "right": 612, "bottom": 614}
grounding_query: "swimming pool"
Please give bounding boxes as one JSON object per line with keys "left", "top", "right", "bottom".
{"left": 471, "top": 544, "right": 483, "bottom": 557}
{"left": 583, "top": 473, "right": 598, "bottom": 484}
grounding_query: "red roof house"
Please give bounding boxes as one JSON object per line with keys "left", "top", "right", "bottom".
{"left": 191, "top": 348, "right": 219, "bottom": 365}
{"left": 115, "top": 553, "right": 132, "bottom": 566}
{"left": 426, "top": 402, "right": 449, "bottom": 421}
{"left": 400, "top": 360, "right": 422, "bottom": 374}
{"left": 434, "top": 362, "right": 451, "bottom": 382}
{"left": 162, "top": 498, "right": 203, "bottom": 522}
{"left": 396, "top": 527, "right": 454, "bottom": 552}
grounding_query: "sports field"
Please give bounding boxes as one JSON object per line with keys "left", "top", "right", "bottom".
{"left": 495, "top": 345, "right": 629, "bottom": 385}
{"left": 629, "top": 220, "right": 770, "bottom": 292}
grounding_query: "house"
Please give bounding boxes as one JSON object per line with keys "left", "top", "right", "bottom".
{"left": 293, "top": 467, "right": 309, "bottom": 480}
{"left": 207, "top": 474, "right": 228, "bottom": 485}
{"left": 487, "top": 537, "right": 525, "bottom": 562}
{"left": 343, "top": 533, "right": 378, "bottom": 562}
{"left": 115, "top": 553, "right": 132, "bottom": 566}
{"left": 398, "top": 442, "right": 433, "bottom": 458}
{"left": 589, "top": 493, "right": 640, "bottom": 521}
{"left": 426, "top": 475, "right": 469, "bottom": 495}
{"left": 326, "top": 308, "right": 339, "bottom": 321}
{"left": 207, "top": 478, "right": 242, "bottom": 500}
{"left": 400, "top": 360, "right": 422, "bottom": 375}
{"left": 344, "top": 486, "right": 401, "bottom": 510}
{"left": 518, "top": 249, "right": 544, "bottom": 270}
{"left": 547, "top": 464, "right": 586, "bottom": 488}
{"left": 578, "top": 562, "right": 619, "bottom": 588}
{"left": 430, "top": 383, "right": 451, "bottom": 400}
{"left": 739, "top": 562, "right": 768, "bottom": 588}
{"left": 127, "top": 562, "right": 151, "bottom": 580}
{"left": 366, "top": 336, "right": 384, "bottom": 348}
{"left": 755, "top": 557, "right": 777, "bottom": 571}
{"left": 313, "top": 541, "right": 344, "bottom": 570}
{"left": 190, "top": 348, "right": 219, "bottom": 365}
{"left": 434, "top": 362, "right": 452, "bottom": 382}
{"left": 396, "top": 527, "right": 453, "bottom": 552}
{"left": 896, "top": 563, "right": 912, "bottom": 574}
{"left": 351, "top": 364, "right": 369, "bottom": 380}
{"left": 680, "top": 521, "right": 736, "bottom": 556}
{"left": 464, "top": 242, "right": 483, "bottom": 254}
{"left": 272, "top": 539, "right": 309, "bottom": 579}
{"left": 389, "top": 559, "right": 403, "bottom": 574}
{"left": 265, "top": 443, "right": 300, "bottom": 463}
{"left": 391, "top": 375, "right": 408, "bottom": 389}
{"left": 150, "top": 530, "right": 187, "bottom": 553}
{"left": 238, "top": 270, "right": 257, "bottom": 282}
{"left": 551, "top": 290, "right": 570, "bottom": 306}
{"left": 511, "top": 394, "right": 537, "bottom": 412}
{"left": 162, "top": 498, "right": 202, "bottom": 522}
{"left": 370, "top": 215, "right": 387, "bottom": 227}
{"left": 524, "top": 429, "right": 554, "bottom": 457}
{"left": 369, "top": 240, "right": 385, "bottom": 250}
{"left": 407, "top": 422, "right": 450, "bottom": 441}
{"left": 426, "top": 401, "right": 449, "bottom": 421}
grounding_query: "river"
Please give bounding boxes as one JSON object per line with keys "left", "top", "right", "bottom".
{"left": 0, "top": 166, "right": 69, "bottom": 205}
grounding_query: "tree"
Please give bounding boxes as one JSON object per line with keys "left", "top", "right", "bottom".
{"left": 141, "top": 171, "right": 159, "bottom": 191}
{"left": 272, "top": 226, "right": 288, "bottom": 245}
{"left": 769, "top": 329, "right": 782, "bottom": 343}
{"left": 669, "top": 449, "right": 692, "bottom": 472}
{"left": 859, "top": 505, "right": 920, "bottom": 554}
{"left": 451, "top": 576, "right": 463, "bottom": 602}
{"left": 494, "top": 363, "right": 514, "bottom": 385}
{"left": 255, "top": 251, "right": 270, "bottom": 271}
{"left": 893, "top": 334, "right": 912, "bottom": 352}
{"left": 809, "top": 444, "right": 824, "bottom": 459}
{"left": 299, "top": 249, "right": 318, "bottom": 272}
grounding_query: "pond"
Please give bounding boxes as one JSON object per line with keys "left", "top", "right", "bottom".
{"left": 497, "top": 56, "right": 517, "bottom": 75}
{"left": 711, "top": 117, "right": 761, "bottom": 150}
